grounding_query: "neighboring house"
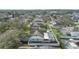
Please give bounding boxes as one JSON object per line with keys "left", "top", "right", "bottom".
{"left": 71, "top": 12, "right": 79, "bottom": 21}
{"left": 0, "top": 13, "right": 8, "bottom": 18}
{"left": 60, "top": 27, "right": 74, "bottom": 35}
{"left": 31, "top": 30, "right": 43, "bottom": 37}
{"left": 30, "top": 18, "right": 44, "bottom": 34}
{"left": 73, "top": 12, "right": 79, "bottom": 18}
{"left": 50, "top": 20, "right": 56, "bottom": 26}
{"left": 30, "top": 23, "right": 40, "bottom": 34}
{"left": 70, "top": 32, "right": 79, "bottom": 37}
{"left": 24, "top": 19, "right": 28, "bottom": 23}
{"left": 32, "top": 18, "right": 44, "bottom": 25}
{"left": 60, "top": 35, "right": 79, "bottom": 49}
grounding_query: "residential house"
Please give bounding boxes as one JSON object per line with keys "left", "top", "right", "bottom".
{"left": 60, "top": 27, "right": 74, "bottom": 36}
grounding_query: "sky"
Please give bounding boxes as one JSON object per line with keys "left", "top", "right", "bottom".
{"left": 0, "top": 0, "right": 79, "bottom": 9}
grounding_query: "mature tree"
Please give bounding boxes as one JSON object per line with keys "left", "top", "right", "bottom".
{"left": 60, "top": 16, "right": 75, "bottom": 26}
{"left": 0, "top": 29, "right": 21, "bottom": 49}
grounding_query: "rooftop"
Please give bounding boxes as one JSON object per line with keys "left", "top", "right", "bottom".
{"left": 29, "top": 36, "right": 44, "bottom": 42}
{"left": 60, "top": 35, "right": 79, "bottom": 40}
